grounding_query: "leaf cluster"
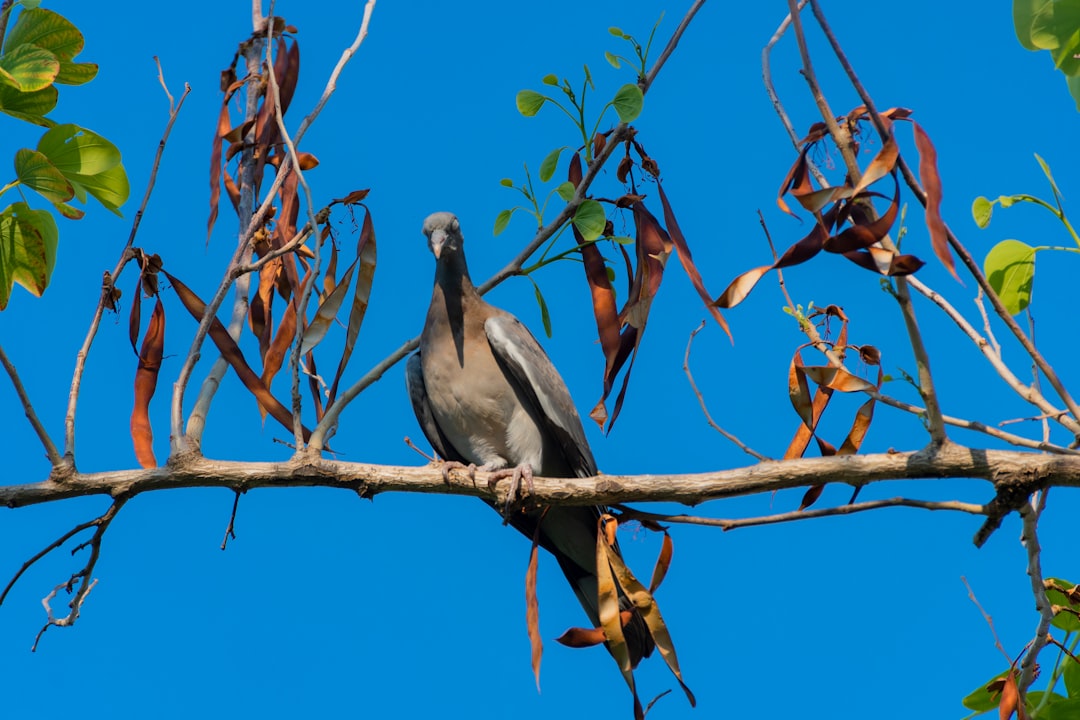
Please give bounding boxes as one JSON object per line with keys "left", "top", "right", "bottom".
{"left": 0, "top": 5, "right": 129, "bottom": 309}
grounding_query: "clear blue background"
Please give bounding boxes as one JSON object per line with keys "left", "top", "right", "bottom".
{"left": 1, "top": 1, "right": 1077, "bottom": 718}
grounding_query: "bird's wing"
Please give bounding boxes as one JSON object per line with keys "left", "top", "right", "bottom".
{"left": 484, "top": 314, "right": 597, "bottom": 478}
{"left": 405, "top": 351, "right": 468, "bottom": 464}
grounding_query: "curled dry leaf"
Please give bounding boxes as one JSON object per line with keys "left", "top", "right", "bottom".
{"left": 912, "top": 120, "right": 956, "bottom": 279}
{"left": 328, "top": 208, "right": 378, "bottom": 406}
{"left": 131, "top": 296, "right": 164, "bottom": 469}
{"left": 526, "top": 541, "right": 542, "bottom": 691}
{"left": 657, "top": 182, "right": 731, "bottom": 341}
{"left": 648, "top": 532, "right": 673, "bottom": 594}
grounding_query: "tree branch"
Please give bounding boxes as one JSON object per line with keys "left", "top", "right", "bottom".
{"left": 0, "top": 344, "right": 61, "bottom": 467}
{"left": 614, "top": 496, "right": 988, "bottom": 532}
{"left": 2, "top": 443, "right": 1075, "bottom": 512}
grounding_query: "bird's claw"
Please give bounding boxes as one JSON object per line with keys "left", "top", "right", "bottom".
{"left": 486, "top": 463, "right": 535, "bottom": 520}
{"left": 438, "top": 460, "right": 477, "bottom": 485}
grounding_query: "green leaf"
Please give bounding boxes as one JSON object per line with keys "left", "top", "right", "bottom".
{"left": 972, "top": 196, "right": 993, "bottom": 228}
{"left": 1047, "top": 578, "right": 1080, "bottom": 632}
{"left": 583, "top": 63, "right": 594, "bottom": 90}
{"left": 55, "top": 60, "right": 97, "bottom": 86}
{"left": 516, "top": 89, "right": 546, "bottom": 117}
{"left": 0, "top": 43, "right": 59, "bottom": 91}
{"left": 499, "top": 178, "right": 514, "bottom": 188}
{"left": 554, "top": 181, "right": 575, "bottom": 202}
{"left": 1014, "top": 0, "right": 1055, "bottom": 50}
{"left": 0, "top": 83, "right": 56, "bottom": 125}
{"left": 611, "top": 235, "right": 634, "bottom": 245}
{"left": 539, "top": 146, "right": 565, "bottom": 183}
{"left": 1043, "top": 697, "right": 1080, "bottom": 720}
{"left": 961, "top": 670, "right": 1010, "bottom": 712}
{"left": 37, "top": 123, "right": 121, "bottom": 176}
{"left": 14, "top": 148, "right": 73, "bottom": 203}
{"left": 1069, "top": 74, "right": 1080, "bottom": 111}
{"left": 1065, "top": 653, "right": 1080, "bottom": 698}
{"left": 493, "top": 208, "right": 512, "bottom": 236}
{"left": 999, "top": 195, "right": 1017, "bottom": 208}
{"left": 19, "top": 0, "right": 43, "bottom": 9}
{"left": 605, "top": 266, "right": 615, "bottom": 284}
{"left": 572, "top": 199, "right": 606, "bottom": 241}
{"left": 4, "top": 8, "right": 85, "bottom": 61}
{"left": 541, "top": 73, "right": 558, "bottom": 86}
{"left": 604, "top": 51, "right": 621, "bottom": 69}
{"left": 533, "top": 282, "right": 552, "bottom": 338}
{"left": 68, "top": 163, "right": 129, "bottom": 215}
{"left": 608, "top": 26, "right": 626, "bottom": 38}
{"left": 612, "top": 83, "right": 643, "bottom": 123}
{"left": 984, "top": 239, "right": 1036, "bottom": 314}
{"left": 0, "top": 201, "right": 58, "bottom": 309}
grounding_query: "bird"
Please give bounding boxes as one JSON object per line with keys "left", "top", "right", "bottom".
{"left": 405, "top": 211, "right": 654, "bottom": 668}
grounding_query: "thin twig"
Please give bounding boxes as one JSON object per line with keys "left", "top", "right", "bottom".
{"left": 26, "top": 499, "right": 125, "bottom": 650}
{"left": 154, "top": 56, "right": 174, "bottom": 113}
{"left": 907, "top": 275, "right": 1079, "bottom": 437}
{"left": 962, "top": 575, "right": 1015, "bottom": 665}
{"left": 0, "top": 344, "right": 62, "bottom": 466}
{"left": 1018, "top": 498, "right": 1054, "bottom": 692}
{"left": 641, "top": 0, "right": 706, "bottom": 93}
{"left": 613, "top": 496, "right": 987, "bottom": 531}
{"left": 221, "top": 491, "right": 242, "bottom": 550}
{"left": 683, "top": 321, "right": 770, "bottom": 461}
{"left": 64, "top": 79, "right": 190, "bottom": 465}
{"left": 760, "top": 0, "right": 828, "bottom": 186}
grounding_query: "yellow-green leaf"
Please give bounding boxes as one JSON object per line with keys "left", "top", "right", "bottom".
{"left": 0, "top": 83, "right": 56, "bottom": 125}
{"left": 37, "top": 123, "right": 121, "bottom": 176}
{"left": 612, "top": 83, "right": 643, "bottom": 123}
{"left": 572, "top": 199, "right": 606, "bottom": 241}
{"left": 4, "top": 8, "right": 85, "bottom": 61}
{"left": 68, "top": 164, "right": 130, "bottom": 216}
{"left": 14, "top": 148, "right": 73, "bottom": 203}
{"left": 516, "top": 89, "right": 546, "bottom": 117}
{"left": 984, "top": 239, "right": 1036, "bottom": 315}
{"left": 0, "top": 43, "right": 58, "bottom": 91}
{"left": 0, "top": 201, "right": 58, "bottom": 308}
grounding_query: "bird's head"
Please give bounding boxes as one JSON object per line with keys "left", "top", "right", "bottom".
{"left": 422, "top": 212, "right": 463, "bottom": 261}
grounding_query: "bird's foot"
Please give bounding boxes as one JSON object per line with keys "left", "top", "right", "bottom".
{"left": 438, "top": 460, "right": 477, "bottom": 485}
{"left": 486, "top": 463, "right": 535, "bottom": 521}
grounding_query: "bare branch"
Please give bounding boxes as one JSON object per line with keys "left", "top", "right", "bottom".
{"left": 1018, "top": 496, "right": 1054, "bottom": 693}
{"left": 615, "top": 496, "right": 987, "bottom": 531}
{"left": 963, "top": 575, "right": 1015, "bottom": 665}
{"left": 0, "top": 344, "right": 61, "bottom": 467}
{"left": 2, "top": 443, "right": 1077, "bottom": 512}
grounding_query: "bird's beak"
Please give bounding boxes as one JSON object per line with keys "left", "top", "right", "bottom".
{"left": 429, "top": 229, "right": 447, "bottom": 260}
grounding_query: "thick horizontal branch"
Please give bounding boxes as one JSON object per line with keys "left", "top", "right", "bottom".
{"left": 4, "top": 442, "right": 1078, "bottom": 511}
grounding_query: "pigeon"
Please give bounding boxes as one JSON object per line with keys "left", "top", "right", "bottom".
{"left": 406, "top": 211, "right": 654, "bottom": 667}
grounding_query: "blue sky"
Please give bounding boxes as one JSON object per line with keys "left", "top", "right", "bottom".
{"left": 1, "top": 1, "right": 1077, "bottom": 718}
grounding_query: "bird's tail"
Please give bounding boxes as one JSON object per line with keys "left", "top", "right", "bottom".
{"left": 519, "top": 505, "right": 656, "bottom": 668}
